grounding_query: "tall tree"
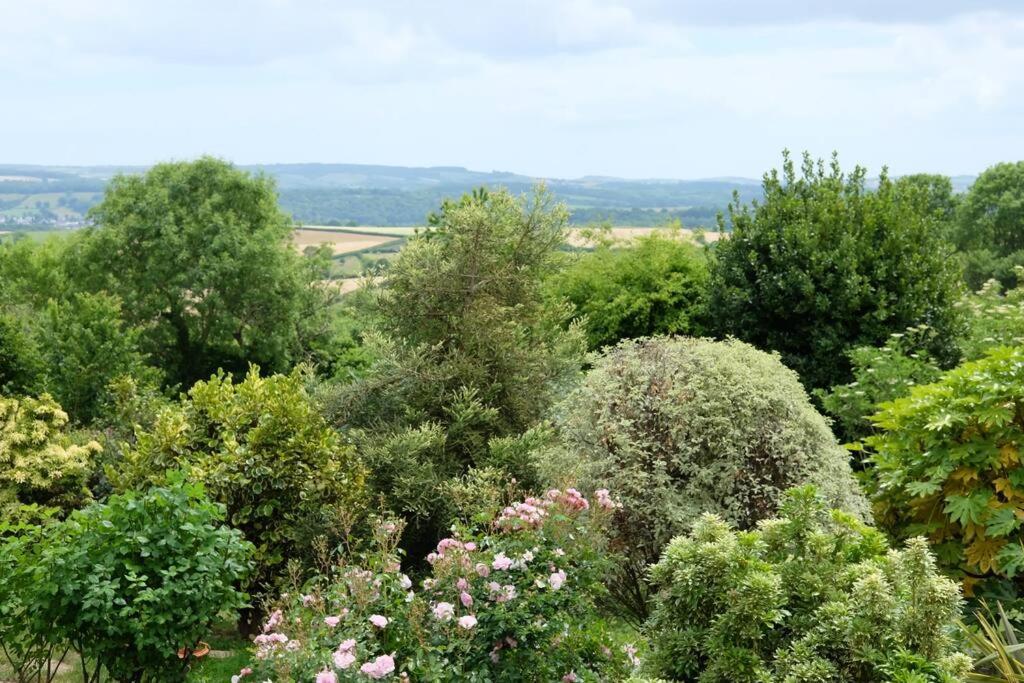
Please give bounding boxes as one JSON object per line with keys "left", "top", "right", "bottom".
{"left": 708, "top": 151, "right": 962, "bottom": 392}
{"left": 954, "top": 161, "right": 1024, "bottom": 288}
{"left": 71, "top": 157, "right": 333, "bottom": 388}
{"left": 320, "top": 186, "right": 584, "bottom": 555}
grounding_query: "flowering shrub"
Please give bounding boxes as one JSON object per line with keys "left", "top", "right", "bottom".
{"left": 239, "top": 488, "right": 631, "bottom": 681}
{"left": 643, "top": 486, "right": 970, "bottom": 683}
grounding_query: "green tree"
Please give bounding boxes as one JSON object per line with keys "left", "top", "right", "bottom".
{"left": 894, "top": 173, "right": 958, "bottom": 230}
{"left": 709, "top": 151, "right": 963, "bottom": 392}
{"left": 71, "top": 157, "right": 336, "bottom": 388}
{"left": 319, "top": 186, "right": 585, "bottom": 557}
{"left": 954, "top": 161, "right": 1024, "bottom": 289}
{"left": 548, "top": 227, "right": 709, "bottom": 350}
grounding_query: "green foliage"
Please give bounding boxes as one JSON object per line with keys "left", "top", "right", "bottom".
{"left": 0, "top": 393, "right": 100, "bottom": 520}
{"left": 818, "top": 326, "right": 945, "bottom": 444}
{"left": 957, "top": 272, "right": 1024, "bottom": 361}
{"left": 71, "top": 157, "right": 337, "bottom": 388}
{"left": 544, "top": 336, "right": 868, "bottom": 621}
{"left": 866, "top": 346, "right": 1024, "bottom": 587}
{"left": 548, "top": 228, "right": 709, "bottom": 350}
{"left": 34, "top": 292, "right": 156, "bottom": 424}
{"left": 16, "top": 477, "right": 252, "bottom": 683}
{"left": 0, "top": 309, "right": 43, "bottom": 395}
{"left": 955, "top": 162, "right": 1024, "bottom": 289}
{"left": 643, "top": 486, "right": 970, "bottom": 683}
{"left": 709, "top": 151, "right": 963, "bottom": 391}
{"left": 112, "top": 368, "right": 367, "bottom": 617}
{"left": 319, "top": 186, "right": 585, "bottom": 556}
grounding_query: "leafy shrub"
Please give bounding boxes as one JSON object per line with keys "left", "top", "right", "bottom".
{"left": 643, "top": 486, "right": 971, "bottom": 683}
{"left": 709, "top": 151, "right": 963, "bottom": 391}
{"left": 4, "top": 477, "right": 252, "bottom": 683}
{"left": 239, "top": 488, "right": 632, "bottom": 682}
{"left": 866, "top": 346, "right": 1024, "bottom": 588}
{"left": 818, "top": 325, "right": 944, "bottom": 444}
{"left": 544, "top": 336, "right": 868, "bottom": 620}
{"left": 956, "top": 270, "right": 1024, "bottom": 360}
{"left": 0, "top": 393, "right": 101, "bottom": 520}
{"left": 549, "top": 228, "right": 709, "bottom": 350}
{"left": 112, "top": 368, "right": 367, "bottom": 629}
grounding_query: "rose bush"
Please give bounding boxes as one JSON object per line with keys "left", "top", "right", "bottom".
{"left": 238, "top": 487, "right": 634, "bottom": 682}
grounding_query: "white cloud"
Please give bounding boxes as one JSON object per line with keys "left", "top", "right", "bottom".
{"left": 0, "top": 1, "right": 1021, "bottom": 176}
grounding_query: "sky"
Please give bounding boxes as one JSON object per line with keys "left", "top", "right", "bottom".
{"left": 1, "top": 0, "right": 1022, "bottom": 179}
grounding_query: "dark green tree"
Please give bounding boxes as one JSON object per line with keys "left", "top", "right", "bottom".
{"left": 708, "top": 151, "right": 963, "bottom": 392}
{"left": 71, "top": 157, "right": 335, "bottom": 388}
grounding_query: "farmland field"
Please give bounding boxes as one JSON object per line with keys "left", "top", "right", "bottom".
{"left": 292, "top": 227, "right": 404, "bottom": 255}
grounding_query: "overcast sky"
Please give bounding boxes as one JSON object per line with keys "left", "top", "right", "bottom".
{"left": 1, "top": 0, "right": 1021, "bottom": 178}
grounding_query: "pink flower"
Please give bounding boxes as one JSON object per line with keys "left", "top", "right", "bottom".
{"left": 369, "top": 615, "right": 389, "bottom": 629}
{"left": 317, "top": 669, "right": 338, "bottom": 683}
{"left": 475, "top": 563, "right": 490, "bottom": 578}
{"left": 492, "top": 553, "right": 513, "bottom": 571}
{"left": 460, "top": 591, "right": 473, "bottom": 608}
{"left": 549, "top": 569, "right": 567, "bottom": 590}
{"left": 360, "top": 653, "right": 396, "bottom": 679}
{"left": 399, "top": 574, "right": 412, "bottom": 590}
{"left": 562, "top": 672, "right": 578, "bottom": 682}
{"left": 458, "top": 615, "right": 478, "bottom": 630}
{"left": 339, "top": 639, "right": 356, "bottom": 652}
{"left": 262, "top": 609, "right": 282, "bottom": 633}
{"left": 595, "top": 488, "right": 619, "bottom": 510}
{"left": 302, "top": 594, "right": 317, "bottom": 606}
{"left": 324, "top": 615, "right": 341, "bottom": 627}
{"left": 433, "top": 602, "right": 455, "bottom": 621}
{"left": 456, "top": 577, "right": 470, "bottom": 591}
{"left": 333, "top": 650, "right": 356, "bottom": 670}
{"left": 465, "top": 542, "right": 477, "bottom": 551}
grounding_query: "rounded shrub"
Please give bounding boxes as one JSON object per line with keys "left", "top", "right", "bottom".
{"left": 545, "top": 336, "right": 868, "bottom": 619}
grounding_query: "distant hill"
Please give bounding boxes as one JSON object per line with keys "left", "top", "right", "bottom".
{"left": 0, "top": 162, "right": 975, "bottom": 229}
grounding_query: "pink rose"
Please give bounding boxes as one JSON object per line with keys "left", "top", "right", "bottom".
{"left": 360, "top": 653, "right": 396, "bottom": 679}
{"left": 316, "top": 670, "right": 338, "bottom": 683}
{"left": 333, "top": 650, "right": 356, "bottom": 670}
{"left": 460, "top": 591, "right": 473, "bottom": 608}
{"left": 549, "top": 569, "right": 567, "bottom": 590}
{"left": 324, "top": 615, "right": 341, "bottom": 627}
{"left": 432, "top": 602, "right": 455, "bottom": 621}
{"left": 369, "top": 615, "right": 389, "bottom": 629}
{"left": 458, "top": 614, "right": 478, "bottom": 630}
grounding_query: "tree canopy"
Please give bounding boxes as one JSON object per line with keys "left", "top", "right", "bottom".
{"left": 708, "top": 151, "right": 963, "bottom": 391}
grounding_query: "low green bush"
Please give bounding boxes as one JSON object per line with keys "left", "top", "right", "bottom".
{"left": 544, "top": 336, "right": 868, "bottom": 621}
{"left": 1, "top": 477, "right": 252, "bottom": 683}
{"left": 643, "top": 486, "right": 970, "bottom": 683}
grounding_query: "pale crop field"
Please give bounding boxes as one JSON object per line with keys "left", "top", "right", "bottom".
{"left": 292, "top": 228, "right": 403, "bottom": 255}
